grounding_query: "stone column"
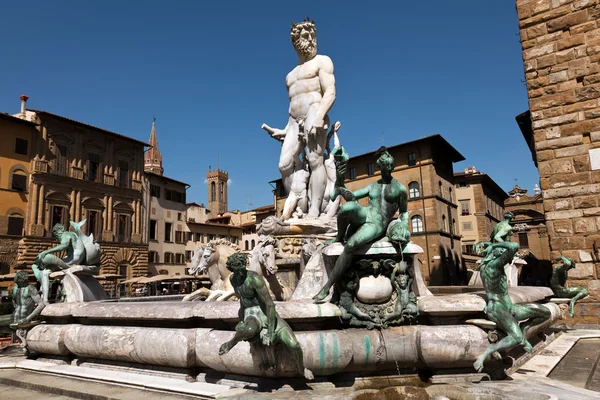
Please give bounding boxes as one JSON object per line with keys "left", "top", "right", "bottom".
{"left": 102, "top": 195, "right": 108, "bottom": 231}
{"left": 108, "top": 196, "right": 113, "bottom": 231}
{"left": 37, "top": 184, "right": 45, "bottom": 225}
{"left": 29, "top": 182, "right": 39, "bottom": 228}
{"left": 137, "top": 200, "right": 142, "bottom": 234}
{"left": 70, "top": 190, "right": 76, "bottom": 220}
{"left": 76, "top": 191, "right": 81, "bottom": 221}
{"left": 41, "top": 124, "right": 48, "bottom": 161}
{"left": 132, "top": 200, "right": 137, "bottom": 235}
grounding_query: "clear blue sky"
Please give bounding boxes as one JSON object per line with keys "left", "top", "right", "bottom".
{"left": 0, "top": 1, "right": 534, "bottom": 210}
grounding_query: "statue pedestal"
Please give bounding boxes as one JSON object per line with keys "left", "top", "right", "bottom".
{"left": 58, "top": 270, "right": 108, "bottom": 303}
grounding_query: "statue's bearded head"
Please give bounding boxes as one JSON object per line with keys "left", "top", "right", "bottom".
{"left": 14, "top": 271, "right": 29, "bottom": 288}
{"left": 291, "top": 18, "right": 317, "bottom": 60}
{"left": 52, "top": 223, "right": 65, "bottom": 240}
{"left": 375, "top": 146, "right": 394, "bottom": 173}
{"left": 226, "top": 252, "right": 248, "bottom": 274}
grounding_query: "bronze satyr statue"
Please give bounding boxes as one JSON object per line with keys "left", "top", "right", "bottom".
{"left": 472, "top": 240, "right": 550, "bottom": 372}
{"left": 550, "top": 256, "right": 589, "bottom": 318}
{"left": 218, "top": 253, "right": 314, "bottom": 380}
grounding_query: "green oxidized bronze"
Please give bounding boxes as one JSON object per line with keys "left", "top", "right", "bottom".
{"left": 32, "top": 220, "right": 101, "bottom": 304}
{"left": 489, "top": 212, "right": 514, "bottom": 243}
{"left": 472, "top": 239, "right": 550, "bottom": 372}
{"left": 218, "top": 253, "right": 314, "bottom": 380}
{"left": 313, "top": 146, "right": 410, "bottom": 303}
{"left": 550, "top": 256, "right": 589, "bottom": 318}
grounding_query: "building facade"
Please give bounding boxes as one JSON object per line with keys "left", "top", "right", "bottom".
{"left": 273, "top": 134, "right": 465, "bottom": 286}
{"left": 11, "top": 97, "right": 149, "bottom": 286}
{"left": 454, "top": 167, "right": 508, "bottom": 266}
{"left": 504, "top": 184, "right": 552, "bottom": 286}
{"left": 144, "top": 120, "right": 189, "bottom": 276}
{"left": 516, "top": 0, "right": 600, "bottom": 321}
{"left": 239, "top": 204, "right": 276, "bottom": 253}
{"left": 0, "top": 109, "right": 38, "bottom": 295}
{"left": 184, "top": 202, "right": 243, "bottom": 270}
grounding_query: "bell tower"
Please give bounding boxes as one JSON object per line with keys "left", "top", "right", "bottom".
{"left": 144, "top": 118, "right": 164, "bottom": 175}
{"left": 207, "top": 169, "right": 228, "bottom": 215}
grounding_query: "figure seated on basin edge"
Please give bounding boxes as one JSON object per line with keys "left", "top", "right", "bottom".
{"left": 313, "top": 146, "right": 411, "bottom": 303}
{"left": 472, "top": 240, "right": 550, "bottom": 372}
{"left": 551, "top": 256, "right": 589, "bottom": 318}
{"left": 32, "top": 220, "right": 101, "bottom": 304}
{"left": 218, "top": 253, "right": 314, "bottom": 380}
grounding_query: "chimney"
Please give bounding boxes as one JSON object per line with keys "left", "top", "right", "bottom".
{"left": 19, "top": 94, "right": 29, "bottom": 118}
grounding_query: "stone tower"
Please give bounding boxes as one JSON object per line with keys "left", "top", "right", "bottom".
{"left": 144, "top": 119, "right": 164, "bottom": 175}
{"left": 207, "top": 169, "right": 228, "bottom": 215}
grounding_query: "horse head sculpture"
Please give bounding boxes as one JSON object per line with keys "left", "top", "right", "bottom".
{"left": 189, "top": 245, "right": 212, "bottom": 276}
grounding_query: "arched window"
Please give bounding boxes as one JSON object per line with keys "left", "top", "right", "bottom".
{"left": 220, "top": 182, "right": 224, "bottom": 199}
{"left": 251, "top": 239, "right": 256, "bottom": 249}
{"left": 411, "top": 215, "right": 423, "bottom": 233}
{"left": 245, "top": 240, "right": 249, "bottom": 251}
{"left": 442, "top": 215, "right": 447, "bottom": 232}
{"left": 211, "top": 182, "right": 216, "bottom": 201}
{"left": 408, "top": 181, "right": 420, "bottom": 199}
{"left": 10, "top": 167, "right": 28, "bottom": 192}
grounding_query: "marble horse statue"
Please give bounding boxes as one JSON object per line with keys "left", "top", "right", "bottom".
{"left": 249, "top": 235, "right": 293, "bottom": 301}
{"left": 185, "top": 239, "right": 239, "bottom": 301}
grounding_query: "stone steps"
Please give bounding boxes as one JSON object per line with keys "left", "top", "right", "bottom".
{"left": 0, "top": 359, "right": 232, "bottom": 399}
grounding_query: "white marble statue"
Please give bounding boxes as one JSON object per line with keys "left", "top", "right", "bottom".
{"left": 262, "top": 17, "right": 336, "bottom": 220}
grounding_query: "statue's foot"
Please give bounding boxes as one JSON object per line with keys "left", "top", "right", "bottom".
{"left": 303, "top": 368, "right": 315, "bottom": 380}
{"left": 473, "top": 356, "right": 485, "bottom": 373}
{"left": 569, "top": 303, "right": 576, "bottom": 318}
{"left": 218, "top": 342, "right": 232, "bottom": 356}
{"left": 523, "top": 339, "right": 533, "bottom": 353}
{"left": 313, "top": 289, "right": 329, "bottom": 304}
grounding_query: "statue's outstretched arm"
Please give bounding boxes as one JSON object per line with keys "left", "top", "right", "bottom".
{"left": 353, "top": 186, "right": 370, "bottom": 200}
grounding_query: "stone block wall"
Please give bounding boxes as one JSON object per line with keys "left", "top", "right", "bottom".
{"left": 517, "top": 0, "right": 600, "bottom": 322}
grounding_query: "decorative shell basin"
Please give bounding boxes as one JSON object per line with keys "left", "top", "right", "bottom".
{"left": 356, "top": 275, "right": 393, "bottom": 304}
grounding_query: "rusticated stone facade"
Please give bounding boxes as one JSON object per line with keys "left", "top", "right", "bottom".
{"left": 516, "top": 0, "right": 600, "bottom": 322}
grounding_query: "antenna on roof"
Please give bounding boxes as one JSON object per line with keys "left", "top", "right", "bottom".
{"left": 217, "top": 152, "right": 220, "bottom": 170}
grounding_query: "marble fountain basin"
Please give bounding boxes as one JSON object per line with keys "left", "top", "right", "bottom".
{"left": 26, "top": 287, "right": 558, "bottom": 378}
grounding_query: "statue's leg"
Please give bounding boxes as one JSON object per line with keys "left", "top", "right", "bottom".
{"left": 276, "top": 324, "right": 314, "bottom": 380}
{"left": 281, "top": 191, "right": 300, "bottom": 221}
{"left": 279, "top": 120, "right": 301, "bottom": 193}
{"left": 558, "top": 287, "right": 589, "bottom": 317}
{"left": 219, "top": 318, "right": 260, "bottom": 355}
{"left": 514, "top": 303, "right": 551, "bottom": 351}
{"left": 306, "top": 125, "right": 328, "bottom": 218}
{"left": 314, "top": 221, "right": 379, "bottom": 303}
{"left": 327, "top": 201, "right": 364, "bottom": 244}
{"left": 40, "top": 269, "right": 52, "bottom": 305}
{"left": 474, "top": 304, "right": 523, "bottom": 372}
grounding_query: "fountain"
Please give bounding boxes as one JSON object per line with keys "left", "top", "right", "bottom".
{"left": 17, "top": 17, "right": 563, "bottom": 395}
